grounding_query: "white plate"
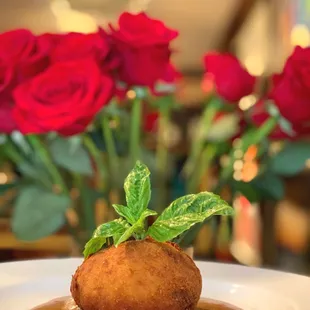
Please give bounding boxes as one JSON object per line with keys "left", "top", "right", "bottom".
{"left": 0, "top": 258, "right": 309, "bottom": 310}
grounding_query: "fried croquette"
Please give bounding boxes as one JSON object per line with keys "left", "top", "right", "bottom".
{"left": 71, "top": 238, "right": 202, "bottom": 310}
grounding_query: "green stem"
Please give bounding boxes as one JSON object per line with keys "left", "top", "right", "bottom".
{"left": 130, "top": 97, "right": 142, "bottom": 164}
{"left": 156, "top": 105, "right": 171, "bottom": 211}
{"left": 188, "top": 144, "right": 216, "bottom": 193}
{"left": 156, "top": 106, "right": 170, "bottom": 178}
{"left": 185, "top": 97, "right": 220, "bottom": 191}
{"left": 26, "top": 136, "right": 82, "bottom": 247}
{"left": 27, "top": 135, "right": 68, "bottom": 194}
{"left": 74, "top": 173, "right": 96, "bottom": 236}
{"left": 102, "top": 114, "right": 119, "bottom": 184}
{"left": 251, "top": 116, "right": 278, "bottom": 145}
{"left": 83, "top": 135, "right": 106, "bottom": 191}
{"left": 220, "top": 116, "right": 278, "bottom": 180}
{"left": 4, "top": 137, "right": 24, "bottom": 164}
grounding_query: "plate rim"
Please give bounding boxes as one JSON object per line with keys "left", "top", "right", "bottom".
{"left": 0, "top": 258, "right": 309, "bottom": 308}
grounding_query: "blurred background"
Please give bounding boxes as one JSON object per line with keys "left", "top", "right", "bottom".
{"left": 0, "top": 0, "right": 310, "bottom": 276}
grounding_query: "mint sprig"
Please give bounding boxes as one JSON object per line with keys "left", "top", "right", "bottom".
{"left": 123, "top": 160, "right": 151, "bottom": 222}
{"left": 83, "top": 218, "right": 129, "bottom": 258}
{"left": 147, "top": 192, "right": 234, "bottom": 242}
{"left": 83, "top": 161, "right": 234, "bottom": 258}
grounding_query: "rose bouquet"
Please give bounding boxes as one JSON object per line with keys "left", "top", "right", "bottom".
{"left": 189, "top": 47, "right": 310, "bottom": 199}
{"left": 181, "top": 47, "right": 310, "bottom": 258}
{"left": 0, "top": 11, "right": 309, "bottom": 256}
{"left": 0, "top": 12, "right": 180, "bottom": 249}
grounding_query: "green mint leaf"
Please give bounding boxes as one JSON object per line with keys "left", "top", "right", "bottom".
{"left": 140, "top": 209, "right": 157, "bottom": 218}
{"left": 115, "top": 209, "right": 157, "bottom": 247}
{"left": 113, "top": 204, "right": 136, "bottom": 225}
{"left": 83, "top": 237, "right": 106, "bottom": 259}
{"left": 83, "top": 219, "right": 129, "bottom": 258}
{"left": 147, "top": 192, "right": 234, "bottom": 242}
{"left": 92, "top": 218, "right": 129, "bottom": 238}
{"left": 114, "top": 223, "right": 141, "bottom": 247}
{"left": 124, "top": 161, "right": 151, "bottom": 222}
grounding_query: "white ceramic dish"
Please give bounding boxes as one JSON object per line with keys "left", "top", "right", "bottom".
{"left": 0, "top": 258, "right": 309, "bottom": 310}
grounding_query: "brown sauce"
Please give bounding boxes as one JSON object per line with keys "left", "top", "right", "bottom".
{"left": 32, "top": 296, "right": 241, "bottom": 310}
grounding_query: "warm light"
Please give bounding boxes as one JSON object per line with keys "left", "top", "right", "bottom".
{"left": 305, "top": 159, "right": 310, "bottom": 169}
{"left": 51, "top": 0, "right": 98, "bottom": 33}
{"left": 70, "top": 188, "right": 80, "bottom": 200}
{"left": 244, "top": 145, "right": 258, "bottom": 161}
{"left": 127, "top": 90, "right": 137, "bottom": 99}
{"left": 128, "top": 0, "right": 153, "bottom": 13}
{"left": 234, "top": 149, "right": 243, "bottom": 159}
{"left": 232, "top": 138, "right": 242, "bottom": 148}
{"left": 239, "top": 95, "right": 257, "bottom": 111}
{"left": 291, "top": 24, "right": 310, "bottom": 47}
{"left": 269, "top": 141, "right": 283, "bottom": 156}
{"left": 66, "top": 208, "right": 79, "bottom": 227}
{"left": 201, "top": 73, "right": 215, "bottom": 94}
{"left": 234, "top": 160, "right": 244, "bottom": 171}
{"left": 52, "top": 184, "right": 62, "bottom": 194}
{"left": 233, "top": 171, "right": 242, "bottom": 181}
{"left": 109, "top": 119, "right": 119, "bottom": 129}
{"left": 0, "top": 172, "right": 8, "bottom": 184}
{"left": 244, "top": 55, "right": 265, "bottom": 76}
{"left": 242, "top": 161, "right": 259, "bottom": 182}
{"left": 162, "top": 122, "right": 181, "bottom": 148}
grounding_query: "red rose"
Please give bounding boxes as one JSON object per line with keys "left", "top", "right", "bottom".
{"left": 269, "top": 46, "right": 310, "bottom": 125}
{"left": 38, "top": 32, "right": 66, "bottom": 51}
{"left": 0, "top": 29, "right": 49, "bottom": 80}
{"left": 251, "top": 100, "right": 310, "bottom": 140}
{"left": 251, "top": 46, "right": 310, "bottom": 139}
{"left": 251, "top": 100, "right": 288, "bottom": 139}
{"left": 203, "top": 52, "right": 256, "bottom": 102}
{"left": 152, "top": 63, "right": 182, "bottom": 96}
{"left": 0, "top": 61, "right": 17, "bottom": 133}
{"left": 0, "top": 103, "right": 16, "bottom": 134}
{"left": 160, "top": 64, "right": 182, "bottom": 84}
{"left": 143, "top": 111, "right": 159, "bottom": 132}
{"left": 13, "top": 60, "right": 114, "bottom": 136}
{"left": 109, "top": 12, "right": 178, "bottom": 87}
{"left": 0, "top": 61, "right": 15, "bottom": 99}
{"left": 50, "top": 30, "right": 119, "bottom": 72}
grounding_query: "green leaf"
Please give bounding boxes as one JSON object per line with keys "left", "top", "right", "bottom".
{"left": 266, "top": 101, "right": 280, "bottom": 119}
{"left": 0, "top": 134, "right": 7, "bottom": 145}
{"left": 12, "top": 186, "right": 70, "bottom": 241}
{"left": 83, "top": 237, "right": 106, "bottom": 259}
{"left": 124, "top": 161, "right": 151, "bottom": 222}
{"left": 93, "top": 218, "right": 129, "bottom": 238}
{"left": 83, "top": 219, "right": 129, "bottom": 258}
{"left": 270, "top": 142, "right": 310, "bottom": 176}
{"left": 114, "top": 223, "right": 140, "bottom": 246}
{"left": 252, "top": 172, "right": 284, "bottom": 200}
{"left": 150, "top": 95, "right": 177, "bottom": 109}
{"left": 49, "top": 137, "right": 93, "bottom": 175}
{"left": 115, "top": 209, "right": 157, "bottom": 246}
{"left": 154, "top": 83, "right": 176, "bottom": 94}
{"left": 148, "top": 192, "right": 234, "bottom": 242}
{"left": 231, "top": 181, "right": 260, "bottom": 203}
{"left": 18, "top": 162, "right": 52, "bottom": 187}
{"left": 132, "top": 86, "right": 148, "bottom": 99}
{"left": 113, "top": 204, "right": 136, "bottom": 225}
{"left": 104, "top": 100, "right": 128, "bottom": 118}
{"left": 11, "top": 131, "right": 33, "bottom": 156}
{"left": 278, "top": 117, "right": 295, "bottom": 136}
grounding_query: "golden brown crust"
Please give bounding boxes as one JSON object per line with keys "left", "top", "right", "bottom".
{"left": 71, "top": 238, "right": 202, "bottom": 310}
